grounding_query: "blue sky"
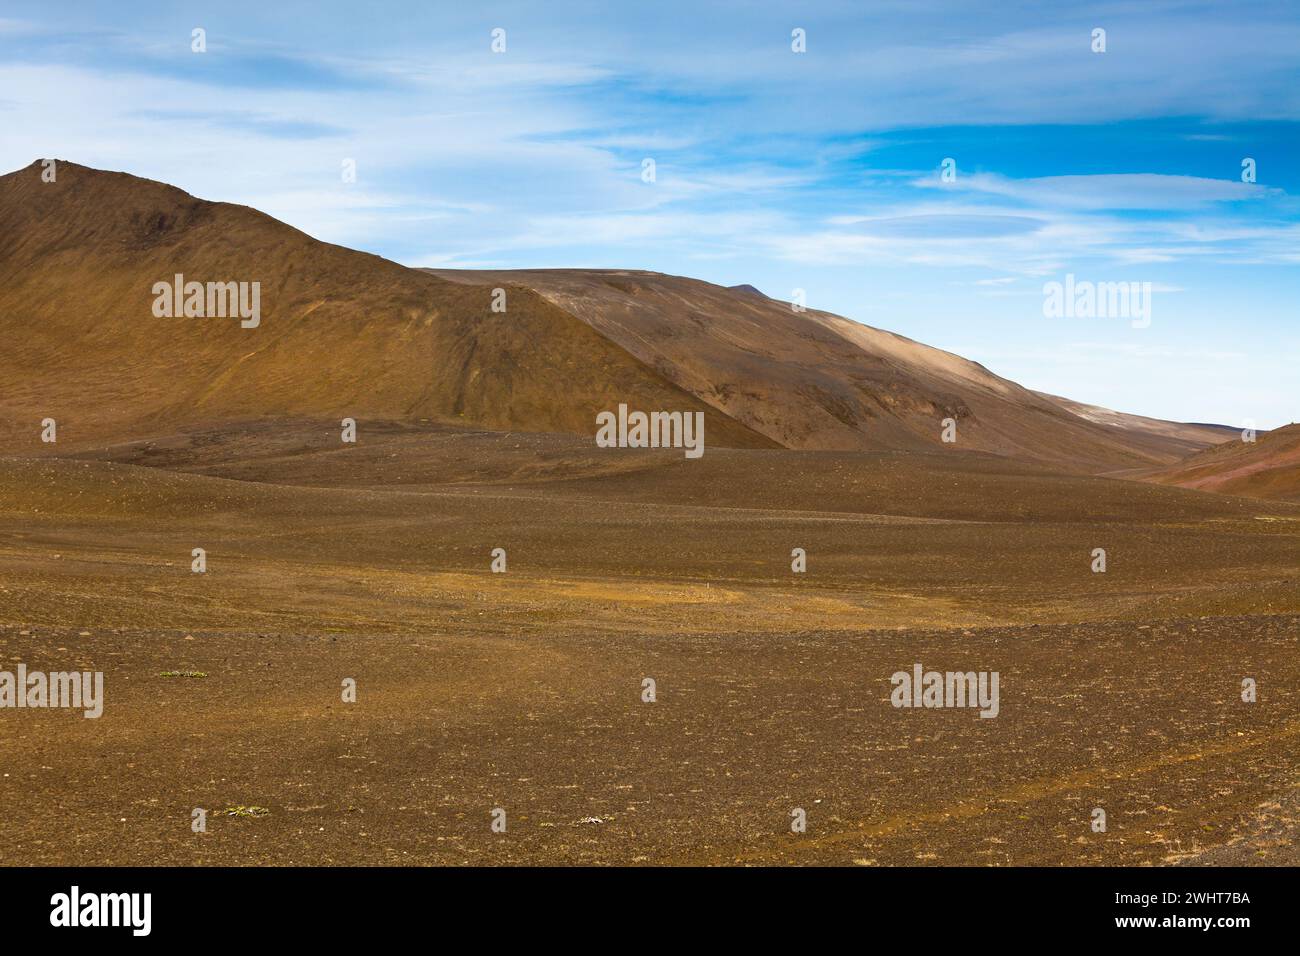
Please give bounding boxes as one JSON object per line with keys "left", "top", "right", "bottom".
{"left": 3, "top": 1, "right": 1297, "bottom": 427}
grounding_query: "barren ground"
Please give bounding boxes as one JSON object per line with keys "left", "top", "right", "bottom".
{"left": 1, "top": 421, "right": 1297, "bottom": 865}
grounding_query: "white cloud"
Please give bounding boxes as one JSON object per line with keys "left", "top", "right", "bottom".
{"left": 916, "top": 172, "right": 1275, "bottom": 210}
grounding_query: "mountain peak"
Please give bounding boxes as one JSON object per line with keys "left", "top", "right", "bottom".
{"left": 0, "top": 160, "right": 773, "bottom": 451}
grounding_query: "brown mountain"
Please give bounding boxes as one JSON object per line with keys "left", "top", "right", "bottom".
{"left": 0, "top": 160, "right": 1237, "bottom": 472}
{"left": 0, "top": 160, "right": 772, "bottom": 452}
{"left": 428, "top": 268, "right": 1230, "bottom": 471}
{"left": 1131, "top": 422, "right": 1300, "bottom": 501}
{"left": 1035, "top": 392, "right": 1237, "bottom": 461}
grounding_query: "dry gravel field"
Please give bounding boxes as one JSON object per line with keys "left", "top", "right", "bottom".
{"left": 2, "top": 422, "right": 1296, "bottom": 866}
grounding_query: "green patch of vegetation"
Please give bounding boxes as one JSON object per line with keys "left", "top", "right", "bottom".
{"left": 158, "top": 670, "right": 208, "bottom": 678}
{"left": 214, "top": 805, "right": 270, "bottom": 819}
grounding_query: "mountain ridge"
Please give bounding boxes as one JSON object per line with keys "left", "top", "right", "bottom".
{"left": 428, "top": 267, "right": 1235, "bottom": 471}
{"left": 0, "top": 159, "right": 1242, "bottom": 475}
{"left": 0, "top": 160, "right": 773, "bottom": 452}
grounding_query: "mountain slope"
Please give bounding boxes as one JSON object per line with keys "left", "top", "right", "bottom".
{"left": 0, "top": 161, "right": 773, "bottom": 452}
{"left": 1132, "top": 423, "right": 1300, "bottom": 501}
{"left": 0, "top": 160, "right": 1242, "bottom": 473}
{"left": 429, "top": 268, "right": 1227, "bottom": 472}
{"left": 1036, "top": 392, "right": 1237, "bottom": 460}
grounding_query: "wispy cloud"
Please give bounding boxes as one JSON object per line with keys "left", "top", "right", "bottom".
{"left": 917, "top": 172, "right": 1276, "bottom": 210}
{"left": 1, "top": 0, "right": 1297, "bottom": 424}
